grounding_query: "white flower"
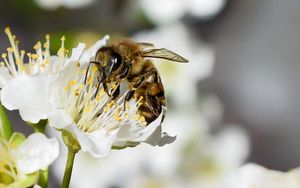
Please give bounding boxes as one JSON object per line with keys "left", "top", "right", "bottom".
{"left": 51, "top": 103, "right": 249, "bottom": 188}
{"left": 1, "top": 37, "right": 174, "bottom": 158}
{"left": 139, "top": 0, "right": 226, "bottom": 25}
{"left": 234, "top": 163, "right": 300, "bottom": 188}
{"left": 0, "top": 133, "right": 59, "bottom": 188}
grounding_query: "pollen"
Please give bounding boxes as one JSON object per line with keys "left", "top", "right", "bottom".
{"left": 91, "top": 66, "right": 98, "bottom": 73}
{"left": 82, "top": 69, "right": 87, "bottom": 75}
{"left": 34, "top": 41, "right": 42, "bottom": 50}
{"left": 4, "top": 27, "right": 11, "bottom": 34}
{"left": 7, "top": 47, "right": 13, "bottom": 53}
{"left": 73, "top": 89, "right": 80, "bottom": 96}
{"left": 69, "top": 80, "right": 76, "bottom": 86}
{"left": 45, "top": 34, "right": 50, "bottom": 40}
{"left": 84, "top": 105, "right": 91, "bottom": 113}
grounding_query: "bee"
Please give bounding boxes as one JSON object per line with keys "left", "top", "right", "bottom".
{"left": 85, "top": 39, "right": 188, "bottom": 124}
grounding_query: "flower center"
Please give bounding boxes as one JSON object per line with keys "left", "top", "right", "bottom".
{"left": 62, "top": 66, "right": 147, "bottom": 133}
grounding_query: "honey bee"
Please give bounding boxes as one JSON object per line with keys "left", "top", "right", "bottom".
{"left": 86, "top": 39, "right": 188, "bottom": 124}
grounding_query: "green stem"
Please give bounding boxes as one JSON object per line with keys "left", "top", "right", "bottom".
{"left": 61, "top": 149, "right": 77, "bottom": 188}
{"left": 28, "top": 119, "right": 48, "bottom": 133}
{"left": 38, "top": 168, "right": 48, "bottom": 188}
{"left": 0, "top": 102, "right": 13, "bottom": 140}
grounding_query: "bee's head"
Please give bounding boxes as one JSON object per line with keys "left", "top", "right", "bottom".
{"left": 95, "top": 47, "right": 123, "bottom": 76}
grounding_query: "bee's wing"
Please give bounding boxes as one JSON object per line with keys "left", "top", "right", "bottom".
{"left": 138, "top": 42, "right": 155, "bottom": 47}
{"left": 140, "top": 48, "right": 188, "bottom": 63}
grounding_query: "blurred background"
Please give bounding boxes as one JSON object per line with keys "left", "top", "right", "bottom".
{"left": 1, "top": 0, "right": 299, "bottom": 187}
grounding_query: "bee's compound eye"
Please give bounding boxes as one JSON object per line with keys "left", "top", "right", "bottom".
{"left": 109, "top": 52, "right": 122, "bottom": 72}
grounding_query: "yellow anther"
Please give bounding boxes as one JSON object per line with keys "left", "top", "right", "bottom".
{"left": 69, "top": 80, "right": 76, "bottom": 86}
{"left": 64, "top": 86, "right": 69, "bottom": 91}
{"left": 82, "top": 69, "right": 87, "bottom": 75}
{"left": 91, "top": 66, "right": 98, "bottom": 73}
{"left": 125, "top": 102, "right": 130, "bottom": 111}
{"left": 76, "top": 63, "right": 80, "bottom": 67}
{"left": 103, "top": 103, "right": 112, "bottom": 112}
{"left": 20, "top": 66, "right": 26, "bottom": 72}
{"left": 20, "top": 50, "right": 25, "bottom": 55}
{"left": 57, "top": 48, "right": 65, "bottom": 56}
{"left": 15, "top": 60, "right": 22, "bottom": 65}
{"left": 61, "top": 36, "right": 65, "bottom": 41}
{"left": 4, "top": 27, "right": 11, "bottom": 35}
{"left": 0, "top": 62, "right": 5, "bottom": 66}
{"left": 44, "top": 59, "right": 50, "bottom": 65}
{"left": 43, "top": 42, "right": 48, "bottom": 48}
{"left": 34, "top": 41, "right": 42, "bottom": 50}
{"left": 7, "top": 47, "right": 13, "bottom": 53}
{"left": 95, "top": 95, "right": 100, "bottom": 101}
{"left": 2, "top": 53, "right": 7, "bottom": 58}
{"left": 134, "top": 114, "right": 140, "bottom": 121}
{"left": 84, "top": 106, "right": 91, "bottom": 113}
{"left": 87, "top": 77, "right": 92, "bottom": 84}
{"left": 45, "top": 34, "right": 50, "bottom": 40}
{"left": 73, "top": 88, "right": 80, "bottom": 96}
{"left": 31, "top": 54, "right": 38, "bottom": 60}
{"left": 98, "top": 88, "right": 104, "bottom": 95}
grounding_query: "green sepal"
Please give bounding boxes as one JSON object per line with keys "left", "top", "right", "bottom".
{"left": 1, "top": 172, "right": 39, "bottom": 188}
{"left": 0, "top": 103, "right": 13, "bottom": 140}
{"left": 9, "top": 132, "right": 26, "bottom": 148}
{"left": 37, "top": 168, "right": 48, "bottom": 188}
{"left": 112, "top": 142, "right": 139, "bottom": 150}
{"left": 61, "top": 130, "right": 81, "bottom": 152}
{"left": 28, "top": 119, "right": 48, "bottom": 133}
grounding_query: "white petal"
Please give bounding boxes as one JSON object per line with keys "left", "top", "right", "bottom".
{"left": 70, "top": 43, "right": 86, "bottom": 62}
{"left": 132, "top": 107, "right": 167, "bottom": 141}
{"left": 236, "top": 163, "right": 300, "bottom": 188}
{"left": 79, "top": 35, "right": 110, "bottom": 65}
{"left": 16, "top": 133, "right": 59, "bottom": 174}
{"left": 144, "top": 125, "right": 176, "bottom": 146}
{"left": 47, "top": 63, "right": 78, "bottom": 107}
{"left": 0, "top": 67, "right": 12, "bottom": 88}
{"left": 48, "top": 109, "right": 74, "bottom": 129}
{"left": 33, "top": 185, "right": 42, "bottom": 188}
{"left": 68, "top": 125, "right": 117, "bottom": 158}
{"left": 1, "top": 75, "right": 52, "bottom": 123}
{"left": 114, "top": 107, "right": 175, "bottom": 147}
{"left": 63, "top": 43, "right": 86, "bottom": 68}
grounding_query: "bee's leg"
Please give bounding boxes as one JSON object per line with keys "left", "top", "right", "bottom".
{"left": 84, "top": 61, "right": 101, "bottom": 84}
{"left": 118, "top": 65, "right": 130, "bottom": 80}
{"left": 123, "top": 89, "right": 135, "bottom": 110}
{"left": 123, "top": 76, "right": 145, "bottom": 110}
{"left": 145, "top": 94, "right": 160, "bottom": 116}
{"left": 139, "top": 68, "right": 159, "bottom": 82}
{"left": 103, "top": 82, "right": 110, "bottom": 96}
{"left": 94, "top": 67, "right": 106, "bottom": 98}
{"left": 111, "top": 84, "right": 120, "bottom": 100}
